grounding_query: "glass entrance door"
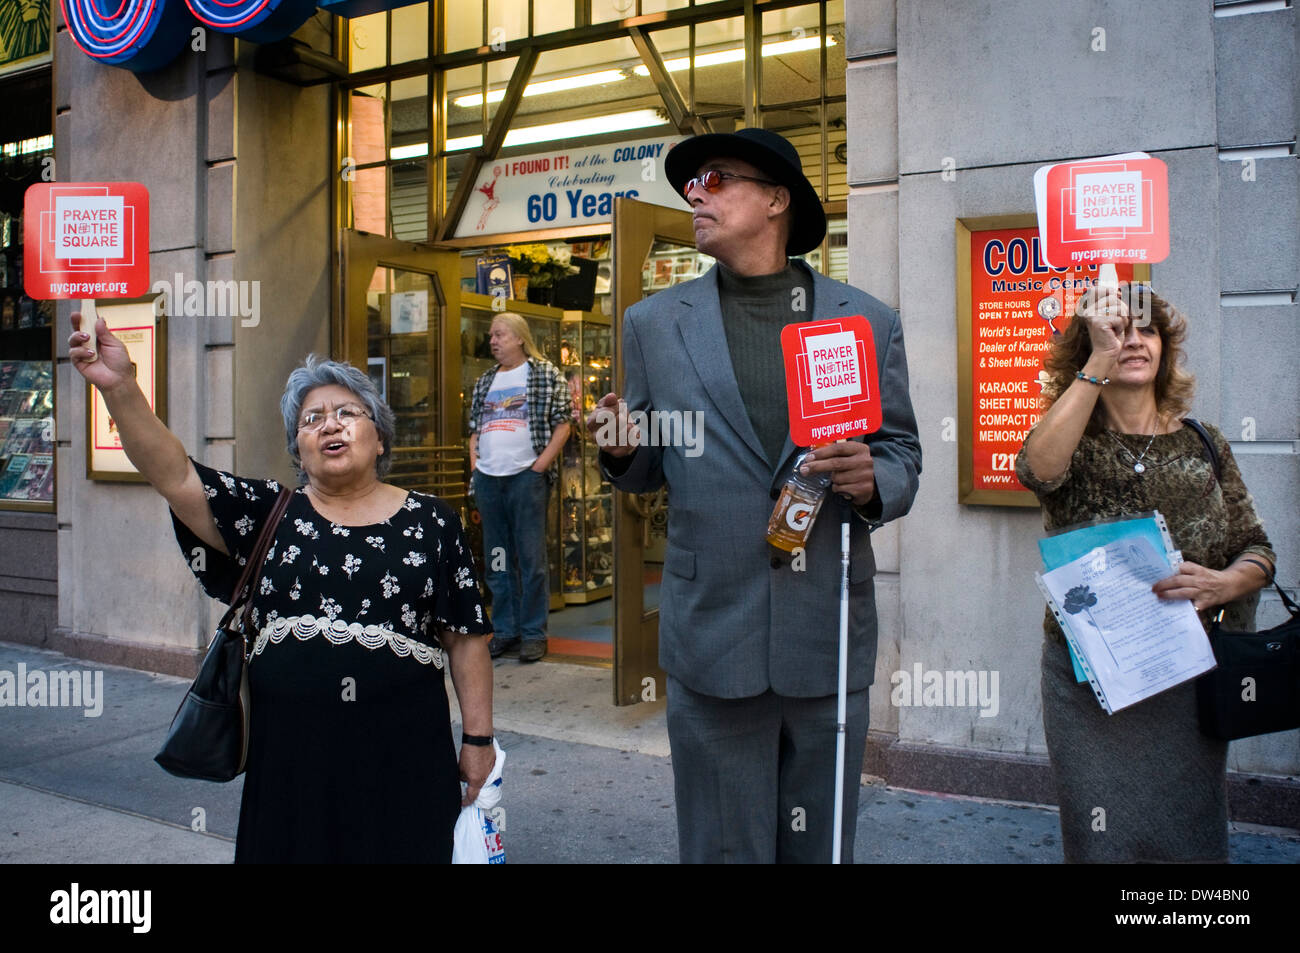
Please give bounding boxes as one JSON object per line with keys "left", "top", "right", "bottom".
{"left": 609, "top": 198, "right": 703, "bottom": 706}
{"left": 341, "top": 230, "right": 464, "bottom": 499}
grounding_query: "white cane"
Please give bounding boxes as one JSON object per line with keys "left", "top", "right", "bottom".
{"left": 832, "top": 516, "right": 850, "bottom": 863}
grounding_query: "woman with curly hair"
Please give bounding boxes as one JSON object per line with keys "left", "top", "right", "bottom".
{"left": 1016, "top": 282, "right": 1275, "bottom": 863}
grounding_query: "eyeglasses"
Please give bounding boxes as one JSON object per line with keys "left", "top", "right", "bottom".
{"left": 682, "top": 169, "right": 780, "bottom": 198}
{"left": 298, "top": 405, "right": 373, "bottom": 431}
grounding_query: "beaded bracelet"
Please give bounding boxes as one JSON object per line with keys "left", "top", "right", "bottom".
{"left": 1075, "top": 371, "right": 1109, "bottom": 386}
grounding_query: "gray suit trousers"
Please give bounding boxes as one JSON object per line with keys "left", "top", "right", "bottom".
{"left": 667, "top": 675, "right": 870, "bottom": 863}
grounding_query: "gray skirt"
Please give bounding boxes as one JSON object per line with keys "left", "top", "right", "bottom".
{"left": 1040, "top": 636, "right": 1229, "bottom": 863}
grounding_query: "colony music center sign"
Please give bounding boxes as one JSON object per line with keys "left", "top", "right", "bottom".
{"left": 61, "top": 0, "right": 414, "bottom": 72}
{"left": 954, "top": 216, "right": 1146, "bottom": 507}
{"left": 455, "top": 137, "right": 684, "bottom": 236}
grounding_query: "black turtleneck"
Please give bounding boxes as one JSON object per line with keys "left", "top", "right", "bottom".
{"left": 717, "top": 262, "right": 815, "bottom": 466}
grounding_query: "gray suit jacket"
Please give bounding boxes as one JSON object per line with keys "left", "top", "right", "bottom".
{"left": 605, "top": 261, "right": 921, "bottom": 699}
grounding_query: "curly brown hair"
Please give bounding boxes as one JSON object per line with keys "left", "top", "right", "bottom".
{"left": 1040, "top": 282, "right": 1196, "bottom": 433}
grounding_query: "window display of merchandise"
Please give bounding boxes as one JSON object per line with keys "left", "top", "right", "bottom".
{"left": 0, "top": 211, "right": 56, "bottom": 337}
{"left": 561, "top": 464, "right": 613, "bottom": 601}
{"left": 0, "top": 360, "right": 55, "bottom": 504}
{"left": 0, "top": 131, "right": 57, "bottom": 507}
{"left": 559, "top": 313, "right": 613, "bottom": 603}
{"left": 563, "top": 239, "right": 612, "bottom": 316}
{"left": 641, "top": 241, "right": 714, "bottom": 294}
{"left": 638, "top": 238, "right": 831, "bottom": 292}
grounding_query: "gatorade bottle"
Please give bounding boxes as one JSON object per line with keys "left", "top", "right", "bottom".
{"left": 765, "top": 449, "right": 832, "bottom": 552}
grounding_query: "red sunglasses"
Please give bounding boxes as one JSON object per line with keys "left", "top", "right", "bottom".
{"left": 682, "top": 169, "right": 780, "bottom": 198}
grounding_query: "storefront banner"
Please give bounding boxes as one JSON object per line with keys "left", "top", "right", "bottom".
{"left": 455, "top": 136, "right": 684, "bottom": 238}
{"left": 23, "top": 183, "right": 150, "bottom": 300}
{"left": 957, "top": 220, "right": 1141, "bottom": 505}
{"left": 1034, "top": 153, "right": 1169, "bottom": 268}
{"left": 780, "top": 315, "right": 880, "bottom": 447}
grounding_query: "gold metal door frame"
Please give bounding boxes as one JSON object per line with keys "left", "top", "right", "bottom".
{"left": 339, "top": 229, "right": 464, "bottom": 446}
{"left": 610, "top": 197, "right": 696, "bottom": 706}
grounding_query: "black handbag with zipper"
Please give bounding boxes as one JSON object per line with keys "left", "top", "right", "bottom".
{"left": 1198, "top": 584, "right": 1300, "bottom": 740}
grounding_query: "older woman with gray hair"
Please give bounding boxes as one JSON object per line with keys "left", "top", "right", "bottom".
{"left": 70, "top": 316, "right": 495, "bottom": 863}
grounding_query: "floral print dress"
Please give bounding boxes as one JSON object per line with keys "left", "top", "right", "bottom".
{"left": 172, "top": 460, "right": 490, "bottom": 863}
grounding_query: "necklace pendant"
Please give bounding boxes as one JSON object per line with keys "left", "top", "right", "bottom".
{"left": 1134, "top": 462, "right": 1146, "bottom": 474}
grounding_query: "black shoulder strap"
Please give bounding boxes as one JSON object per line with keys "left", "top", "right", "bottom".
{"left": 1182, "top": 419, "right": 1294, "bottom": 612}
{"left": 218, "top": 487, "right": 293, "bottom": 636}
{"left": 1182, "top": 417, "right": 1221, "bottom": 483}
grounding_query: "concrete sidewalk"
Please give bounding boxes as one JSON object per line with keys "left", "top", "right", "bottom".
{"left": 1, "top": 641, "right": 1296, "bottom": 864}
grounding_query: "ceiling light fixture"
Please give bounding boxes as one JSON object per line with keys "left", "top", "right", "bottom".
{"left": 632, "top": 33, "right": 836, "bottom": 77}
{"left": 449, "top": 34, "right": 837, "bottom": 109}
{"left": 454, "top": 69, "right": 628, "bottom": 108}
{"left": 390, "top": 107, "right": 668, "bottom": 159}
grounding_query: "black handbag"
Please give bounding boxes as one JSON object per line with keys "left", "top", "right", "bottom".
{"left": 1181, "top": 418, "right": 1300, "bottom": 740}
{"left": 155, "top": 487, "right": 293, "bottom": 781}
{"left": 1197, "top": 584, "right": 1300, "bottom": 741}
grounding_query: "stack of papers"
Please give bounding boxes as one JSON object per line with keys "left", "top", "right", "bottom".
{"left": 1035, "top": 512, "right": 1216, "bottom": 714}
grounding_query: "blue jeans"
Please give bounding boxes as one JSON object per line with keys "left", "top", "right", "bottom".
{"left": 472, "top": 468, "right": 550, "bottom": 643}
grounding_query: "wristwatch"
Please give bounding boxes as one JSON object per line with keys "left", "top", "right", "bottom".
{"left": 462, "top": 733, "right": 494, "bottom": 747}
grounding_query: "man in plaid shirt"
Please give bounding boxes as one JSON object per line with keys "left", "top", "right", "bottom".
{"left": 468, "top": 312, "right": 572, "bottom": 662}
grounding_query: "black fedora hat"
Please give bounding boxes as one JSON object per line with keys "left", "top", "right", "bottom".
{"left": 664, "top": 127, "right": 827, "bottom": 256}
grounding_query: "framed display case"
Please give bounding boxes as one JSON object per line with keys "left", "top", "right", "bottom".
{"left": 559, "top": 311, "right": 613, "bottom": 603}
{"left": 85, "top": 296, "right": 167, "bottom": 483}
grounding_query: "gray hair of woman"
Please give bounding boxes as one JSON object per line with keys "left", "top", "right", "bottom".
{"left": 280, "top": 355, "right": 398, "bottom": 482}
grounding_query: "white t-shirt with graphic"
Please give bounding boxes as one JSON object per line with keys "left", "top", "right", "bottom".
{"left": 476, "top": 363, "right": 537, "bottom": 476}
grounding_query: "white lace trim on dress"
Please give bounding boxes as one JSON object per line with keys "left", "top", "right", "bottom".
{"left": 253, "top": 614, "right": 444, "bottom": 669}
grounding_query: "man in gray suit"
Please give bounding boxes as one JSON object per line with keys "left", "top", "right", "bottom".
{"left": 590, "top": 128, "right": 921, "bottom": 862}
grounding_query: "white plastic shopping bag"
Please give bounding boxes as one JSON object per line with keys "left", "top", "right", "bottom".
{"left": 451, "top": 738, "right": 506, "bottom": 864}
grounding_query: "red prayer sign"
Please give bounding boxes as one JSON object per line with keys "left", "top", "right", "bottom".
{"left": 1036, "top": 155, "right": 1169, "bottom": 268}
{"left": 780, "top": 315, "right": 881, "bottom": 447}
{"left": 23, "top": 182, "right": 151, "bottom": 300}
